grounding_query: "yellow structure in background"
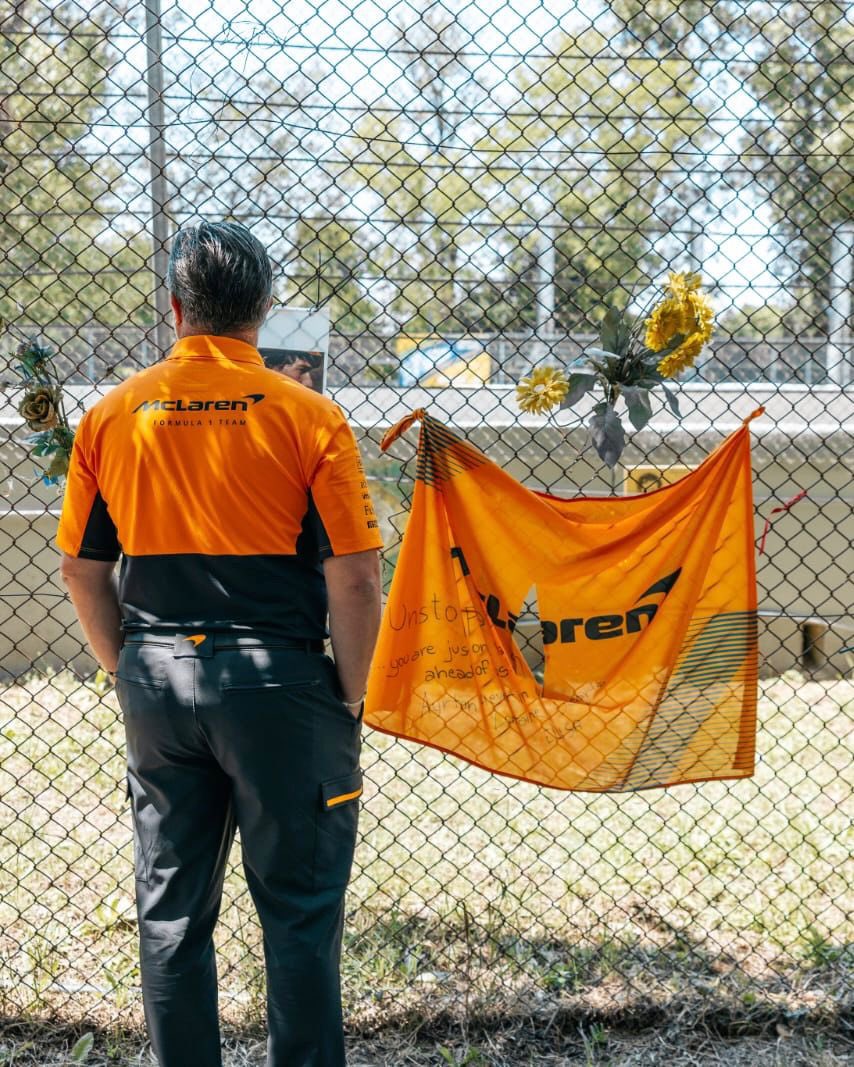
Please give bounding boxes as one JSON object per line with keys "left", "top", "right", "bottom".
{"left": 395, "top": 335, "right": 492, "bottom": 387}
{"left": 625, "top": 464, "right": 696, "bottom": 495}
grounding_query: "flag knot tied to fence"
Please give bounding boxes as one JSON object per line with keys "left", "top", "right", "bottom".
{"left": 366, "top": 410, "right": 762, "bottom": 792}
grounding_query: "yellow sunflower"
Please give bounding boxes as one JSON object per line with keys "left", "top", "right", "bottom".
{"left": 645, "top": 296, "right": 691, "bottom": 353}
{"left": 665, "top": 270, "right": 703, "bottom": 298}
{"left": 644, "top": 275, "right": 714, "bottom": 378}
{"left": 516, "top": 366, "right": 569, "bottom": 414}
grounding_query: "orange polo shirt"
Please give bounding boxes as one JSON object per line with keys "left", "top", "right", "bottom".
{"left": 56, "top": 334, "right": 383, "bottom": 638}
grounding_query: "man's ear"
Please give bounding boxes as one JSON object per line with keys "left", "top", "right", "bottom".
{"left": 170, "top": 293, "right": 183, "bottom": 330}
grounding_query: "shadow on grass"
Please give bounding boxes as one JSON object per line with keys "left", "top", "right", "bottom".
{"left": 0, "top": 909, "right": 849, "bottom": 1064}
{"left": 342, "top": 904, "right": 853, "bottom": 1042}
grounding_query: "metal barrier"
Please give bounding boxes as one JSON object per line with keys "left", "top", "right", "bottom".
{"left": 0, "top": 0, "right": 851, "bottom": 1047}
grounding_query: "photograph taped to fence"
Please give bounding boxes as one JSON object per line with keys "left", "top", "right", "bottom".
{"left": 366, "top": 410, "right": 760, "bottom": 793}
{"left": 258, "top": 305, "right": 330, "bottom": 393}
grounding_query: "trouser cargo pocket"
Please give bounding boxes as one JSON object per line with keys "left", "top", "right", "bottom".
{"left": 314, "top": 769, "right": 362, "bottom": 891}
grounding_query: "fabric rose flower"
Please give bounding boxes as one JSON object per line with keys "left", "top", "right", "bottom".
{"left": 19, "top": 386, "right": 60, "bottom": 430}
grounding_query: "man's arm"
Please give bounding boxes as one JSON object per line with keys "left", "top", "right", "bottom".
{"left": 323, "top": 548, "right": 382, "bottom": 711}
{"left": 59, "top": 554, "right": 122, "bottom": 674}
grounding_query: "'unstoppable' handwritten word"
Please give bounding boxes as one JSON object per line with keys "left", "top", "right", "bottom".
{"left": 387, "top": 595, "right": 487, "bottom": 635}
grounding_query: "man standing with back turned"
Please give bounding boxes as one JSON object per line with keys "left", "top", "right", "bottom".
{"left": 56, "top": 221, "right": 383, "bottom": 1067}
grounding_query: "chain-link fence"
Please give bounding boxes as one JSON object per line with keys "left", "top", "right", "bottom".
{"left": 1, "top": 0, "right": 852, "bottom": 1056}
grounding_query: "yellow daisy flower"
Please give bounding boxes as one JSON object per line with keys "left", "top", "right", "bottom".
{"left": 516, "top": 366, "right": 569, "bottom": 414}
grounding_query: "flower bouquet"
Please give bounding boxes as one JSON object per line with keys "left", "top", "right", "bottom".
{"left": 13, "top": 340, "right": 75, "bottom": 484}
{"left": 516, "top": 272, "right": 715, "bottom": 467}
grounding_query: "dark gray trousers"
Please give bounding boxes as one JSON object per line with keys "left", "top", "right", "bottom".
{"left": 115, "top": 633, "right": 362, "bottom": 1067}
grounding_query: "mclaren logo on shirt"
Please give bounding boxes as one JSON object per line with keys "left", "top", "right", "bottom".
{"left": 132, "top": 394, "right": 265, "bottom": 414}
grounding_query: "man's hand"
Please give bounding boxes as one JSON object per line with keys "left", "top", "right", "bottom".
{"left": 59, "top": 554, "right": 122, "bottom": 674}
{"left": 323, "top": 549, "right": 382, "bottom": 710}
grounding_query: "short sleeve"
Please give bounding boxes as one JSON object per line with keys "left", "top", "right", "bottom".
{"left": 309, "top": 412, "right": 383, "bottom": 558}
{"left": 56, "top": 413, "right": 121, "bottom": 561}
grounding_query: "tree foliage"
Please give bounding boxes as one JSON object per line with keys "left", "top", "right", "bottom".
{"left": 1, "top": 1, "right": 151, "bottom": 329}
{"left": 170, "top": 63, "right": 383, "bottom": 333}
{"left": 340, "top": 6, "right": 715, "bottom": 335}
{"left": 737, "top": 0, "right": 853, "bottom": 329}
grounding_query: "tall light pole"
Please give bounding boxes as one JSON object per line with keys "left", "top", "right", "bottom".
{"left": 144, "top": 0, "right": 172, "bottom": 361}
{"left": 826, "top": 219, "right": 853, "bottom": 387}
{"left": 535, "top": 196, "right": 558, "bottom": 356}
{"left": 534, "top": 136, "right": 563, "bottom": 360}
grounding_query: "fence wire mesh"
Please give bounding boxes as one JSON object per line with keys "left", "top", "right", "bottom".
{"left": 0, "top": 0, "right": 852, "bottom": 1053}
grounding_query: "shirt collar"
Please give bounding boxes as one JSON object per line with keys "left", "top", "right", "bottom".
{"left": 166, "top": 334, "right": 264, "bottom": 367}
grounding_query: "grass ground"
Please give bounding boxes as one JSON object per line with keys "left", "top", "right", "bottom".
{"left": 0, "top": 669, "right": 850, "bottom": 1064}
{"left": 0, "top": 1018, "right": 851, "bottom": 1065}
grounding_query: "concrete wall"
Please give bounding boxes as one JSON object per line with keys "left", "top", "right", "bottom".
{"left": 1, "top": 384, "right": 851, "bottom": 679}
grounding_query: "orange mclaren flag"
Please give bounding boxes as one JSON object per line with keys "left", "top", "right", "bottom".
{"left": 365, "top": 409, "right": 762, "bottom": 792}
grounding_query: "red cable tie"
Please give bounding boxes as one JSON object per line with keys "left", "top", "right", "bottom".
{"left": 757, "top": 489, "right": 809, "bottom": 556}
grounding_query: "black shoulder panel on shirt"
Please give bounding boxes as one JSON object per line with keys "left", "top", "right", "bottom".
{"left": 296, "top": 490, "right": 333, "bottom": 562}
{"left": 79, "top": 491, "right": 121, "bottom": 561}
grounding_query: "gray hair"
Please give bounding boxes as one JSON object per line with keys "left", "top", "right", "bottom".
{"left": 166, "top": 221, "right": 273, "bottom": 334}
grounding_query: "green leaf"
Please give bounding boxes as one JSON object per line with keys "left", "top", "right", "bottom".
{"left": 661, "top": 384, "right": 681, "bottom": 416}
{"left": 563, "top": 372, "right": 597, "bottom": 406}
{"left": 599, "top": 305, "right": 622, "bottom": 352}
{"left": 615, "top": 312, "right": 634, "bottom": 353}
{"left": 584, "top": 348, "right": 620, "bottom": 381}
{"left": 622, "top": 386, "right": 653, "bottom": 431}
{"left": 438, "top": 1048, "right": 456, "bottom": 1066}
{"left": 12, "top": 341, "right": 55, "bottom": 393}
{"left": 653, "top": 332, "right": 686, "bottom": 359}
{"left": 24, "top": 431, "right": 52, "bottom": 446}
{"left": 45, "top": 451, "right": 70, "bottom": 480}
{"left": 588, "top": 407, "right": 625, "bottom": 468}
{"left": 71, "top": 1033, "right": 94, "bottom": 1063}
{"left": 54, "top": 425, "right": 76, "bottom": 450}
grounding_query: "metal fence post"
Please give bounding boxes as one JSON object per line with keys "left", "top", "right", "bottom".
{"left": 827, "top": 220, "right": 853, "bottom": 387}
{"left": 144, "top": 0, "right": 173, "bottom": 362}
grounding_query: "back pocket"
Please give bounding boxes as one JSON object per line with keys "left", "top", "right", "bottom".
{"left": 222, "top": 679, "right": 321, "bottom": 692}
{"left": 220, "top": 647, "right": 323, "bottom": 692}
